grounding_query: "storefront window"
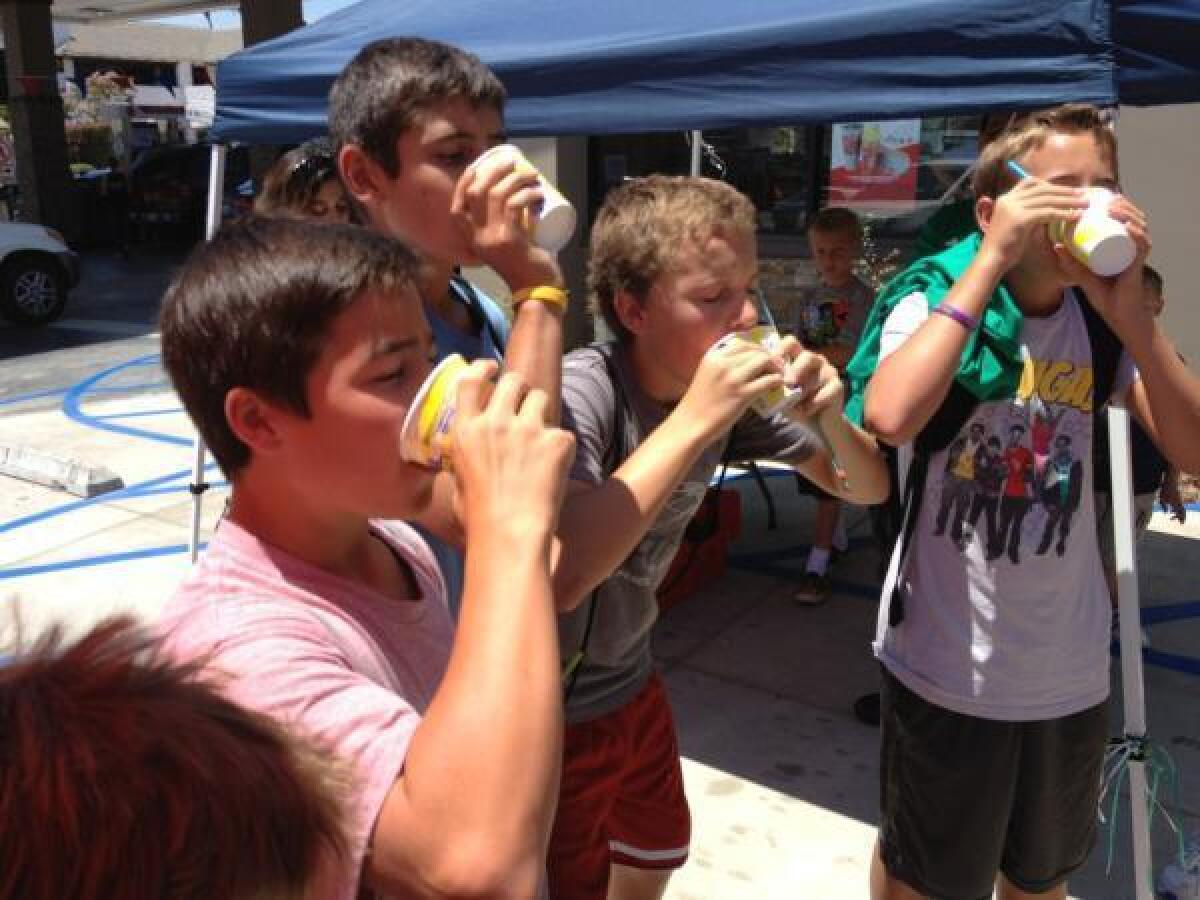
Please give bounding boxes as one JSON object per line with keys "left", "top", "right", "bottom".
{"left": 588, "top": 114, "right": 983, "bottom": 257}
{"left": 824, "top": 115, "right": 982, "bottom": 240}
{"left": 589, "top": 126, "right": 824, "bottom": 258}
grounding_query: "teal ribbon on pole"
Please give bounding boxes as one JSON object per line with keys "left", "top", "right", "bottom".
{"left": 1098, "top": 735, "right": 1186, "bottom": 893}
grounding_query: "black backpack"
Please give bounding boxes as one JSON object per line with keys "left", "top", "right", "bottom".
{"left": 881, "top": 295, "right": 1123, "bottom": 627}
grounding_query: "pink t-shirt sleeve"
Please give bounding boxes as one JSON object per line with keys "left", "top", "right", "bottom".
{"left": 165, "top": 600, "right": 420, "bottom": 900}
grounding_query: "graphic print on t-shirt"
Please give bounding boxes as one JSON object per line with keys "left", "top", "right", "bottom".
{"left": 931, "top": 351, "right": 1093, "bottom": 566}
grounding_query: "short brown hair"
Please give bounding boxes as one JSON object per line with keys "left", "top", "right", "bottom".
{"left": 256, "top": 137, "right": 347, "bottom": 218}
{"left": 160, "top": 216, "right": 421, "bottom": 476}
{"left": 329, "top": 37, "right": 506, "bottom": 176}
{"left": 973, "top": 103, "right": 1118, "bottom": 200}
{"left": 809, "top": 206, "right": 862, "bottom": 242}
{"left": 589, "top": 175, "right": 756, "bottom": 342}
{"left": 0, "top": 617, "right": 346, "bottom": 900}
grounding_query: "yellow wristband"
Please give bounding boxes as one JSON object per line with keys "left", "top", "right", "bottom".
{"left": 512, "top": 285, "right": 568, "bottom": 313}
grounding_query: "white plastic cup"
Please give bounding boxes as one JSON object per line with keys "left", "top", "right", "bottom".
{"left": 1050, "top": 187, "right": 1136, "bottom": 277}
{"left": 709, "top": 325, "right": 803, "bottom": 418}
{"left": 469, "top": 144, "right": 577, "bottom": 253}
{"left": 399, "top": 354, "right": 469, "bottom": 471}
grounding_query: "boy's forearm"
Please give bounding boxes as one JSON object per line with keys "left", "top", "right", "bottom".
{"left": 810, "top": 410, "right": 889, "bottom": 504}
{"left": 552, "top": 412, "right": 712, "bottom": 610}
{"left": 1125, "top": 322, "right": 1200, "bottom": 472}
{"left": 503, "top": 299, "right": 564, "bottom": 425}
{"left": 864, "top": 250, "right": 1006, "bottom": 444}
{"left": 390, "top": 531, "right": 561, "bottom": 892}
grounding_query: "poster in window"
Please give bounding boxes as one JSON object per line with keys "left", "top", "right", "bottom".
{"left": 829, "top": 120, "right": 920, "bottom": 206}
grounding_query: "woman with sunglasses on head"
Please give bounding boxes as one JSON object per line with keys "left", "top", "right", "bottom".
{"left": 256, "top": 137, "right": 353, "bottom": 224}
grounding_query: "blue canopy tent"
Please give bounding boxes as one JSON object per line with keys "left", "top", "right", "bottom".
{"left": 1115, "top": 0, "right": 1200, "bottom": 105}
{"left": 212, "top": 0, "right": 1122, "bottom": 143}
{"left": 209, "top": 0, "right": 1200, "bottom": 144}
{"left": 192, "top": 8, "right": 1200, "bottom": 895}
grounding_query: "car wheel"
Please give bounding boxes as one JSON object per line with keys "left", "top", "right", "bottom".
{"left": 0, "top": 254, "right": 67, "bottom": 326}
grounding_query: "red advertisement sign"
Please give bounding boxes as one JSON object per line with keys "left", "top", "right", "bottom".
{"left": 829, "top": 120, "right": 921, "bottom": 208}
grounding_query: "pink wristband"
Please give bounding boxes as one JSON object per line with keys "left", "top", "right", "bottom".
{"left": 933, "top": 304, "right": 979, "bottom": 332}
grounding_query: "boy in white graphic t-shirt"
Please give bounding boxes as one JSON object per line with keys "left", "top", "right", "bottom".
{"left": 852, "top": 104, "right": 1200, "bottom": 900}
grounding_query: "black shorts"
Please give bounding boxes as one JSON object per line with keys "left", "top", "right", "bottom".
{"left": 879, "top": 669, "right": 1108, "bottom": 900}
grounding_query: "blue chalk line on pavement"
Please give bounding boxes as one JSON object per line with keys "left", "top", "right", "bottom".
{"left": 0, "top": 351, "right": 229, "bottom": 581}
{"left": 0, "top": 543, "right": 204, "bottom": 580}
{"left": 0, "top": 386, "right": 71, "bottom": 407}
{"left": 0, "top": 468, "right": 196, "bottom": 536}
{"left": 62, "top": 354, "right": 190, "bottom": 447}
{"left": 93, "top": 407, "right": 183, "bottom": 421}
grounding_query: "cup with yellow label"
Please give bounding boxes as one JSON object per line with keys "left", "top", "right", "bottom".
{"left": 399, "top": 354, "right": 470, "bottom": 471}
{"left": 709, "top": 325, "right": 804, "bottom": 418}
{"left": 469, "top": 144, "right": 576, "bottom": 253}
{"left": 1050, "top": 187, "right": 1136, "bottom": 277}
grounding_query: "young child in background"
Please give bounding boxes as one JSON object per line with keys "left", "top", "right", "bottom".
{"left": 792, "top": 206, "right": 874, "bottom": 603}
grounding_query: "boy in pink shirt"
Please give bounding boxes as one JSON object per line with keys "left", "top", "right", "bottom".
{"left": 158, "top": 216, "right": 573, "bottom": 899}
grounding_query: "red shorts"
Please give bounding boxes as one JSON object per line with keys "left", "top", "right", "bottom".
{"left": 547, "top": 674, "right": 691, "bottom": 900}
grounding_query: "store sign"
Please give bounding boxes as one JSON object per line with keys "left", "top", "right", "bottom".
{"left": 829, "top": 119, "right": 920, "bottom": 207}
{"left": 184, "top": 86, "right": 215, "bottom": 129}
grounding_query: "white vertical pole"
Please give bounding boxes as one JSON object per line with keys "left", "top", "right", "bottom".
{"left": 690, "top": 130, "right": 703, "bottom": 176}
{"left": 188, "top": 142, "right": 227, "bottom": 563}
{"left": 1108, "top": 404, "right": 1153, "bottom": 899}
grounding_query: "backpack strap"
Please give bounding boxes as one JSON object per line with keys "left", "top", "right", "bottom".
{"left": 1078, "top": 291, "right": 1122, "bottom": 413}
{"left": 885, "top": 381, "right": 979, "bottom": 626}
{"left": 450, "top": 274, "right": 506, "bottom": 356}
{"left": 563, "top": 344, "right": 631, "bottom": 701}
{"left": 1080, "top": 290, "right": 1125, "bottom": 493}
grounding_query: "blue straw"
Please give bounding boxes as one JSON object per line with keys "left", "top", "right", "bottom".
{"left": 1006, "top": 160, "right": 1031, "bottom": 179}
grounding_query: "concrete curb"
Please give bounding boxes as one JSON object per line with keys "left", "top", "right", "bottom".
{"left": 0, "top": 443, "right": 124, "bottom": 498}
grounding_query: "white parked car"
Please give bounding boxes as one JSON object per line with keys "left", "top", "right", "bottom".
{"left": 0, "top": 222, "right": 80, "bottom": 326}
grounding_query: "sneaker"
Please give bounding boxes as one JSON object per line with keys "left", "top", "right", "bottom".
{"left": 794, "top": 572, "right": 832, "bottom": 606}
{"left": 1157, "top": 829, "right": 1200, "bottom": 899}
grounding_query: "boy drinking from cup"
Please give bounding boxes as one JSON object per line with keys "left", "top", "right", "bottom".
{"left": 548, "top": 176, "right": 887, "bottom": 900}
{"left": 331, "top": 36, "right": 570, "bottom": 613}
{"left": 158, "top": 217, "right": 575, "bottom": 899}
{"left": 845, "top": 103, "right": 1200, "bottom": 900}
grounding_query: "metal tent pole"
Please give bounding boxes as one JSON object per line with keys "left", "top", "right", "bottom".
{"left": 690, "top": 130, "right": 703, "bottom": 176}
{"left": 188, "top": 142, "right": 227, "bottom": 563}
{"left": 1108, "top": 404, "right": 1154, "bottom": 900}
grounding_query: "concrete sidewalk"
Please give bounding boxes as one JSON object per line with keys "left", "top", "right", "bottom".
{"left": 1, "top": 361, "right": 1198, "bottom": 899}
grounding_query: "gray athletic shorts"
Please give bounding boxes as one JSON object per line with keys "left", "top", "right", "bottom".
{"left": 878, "top": 669, "right": 1108, "bottom": 900}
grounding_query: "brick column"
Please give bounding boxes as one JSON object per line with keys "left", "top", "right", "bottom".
{"left": 239, "top": 0, "right": 305, "bottom": 182}
{"left": 1, "top": 0, "right": 74, "bottom": 238}
{"left": 240, "top": 0, "right": 303, "bottom": 46}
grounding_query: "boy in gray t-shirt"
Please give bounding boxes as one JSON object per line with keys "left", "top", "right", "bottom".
{"left": 548, "top": 176, "right": 888, "bottom": 900}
